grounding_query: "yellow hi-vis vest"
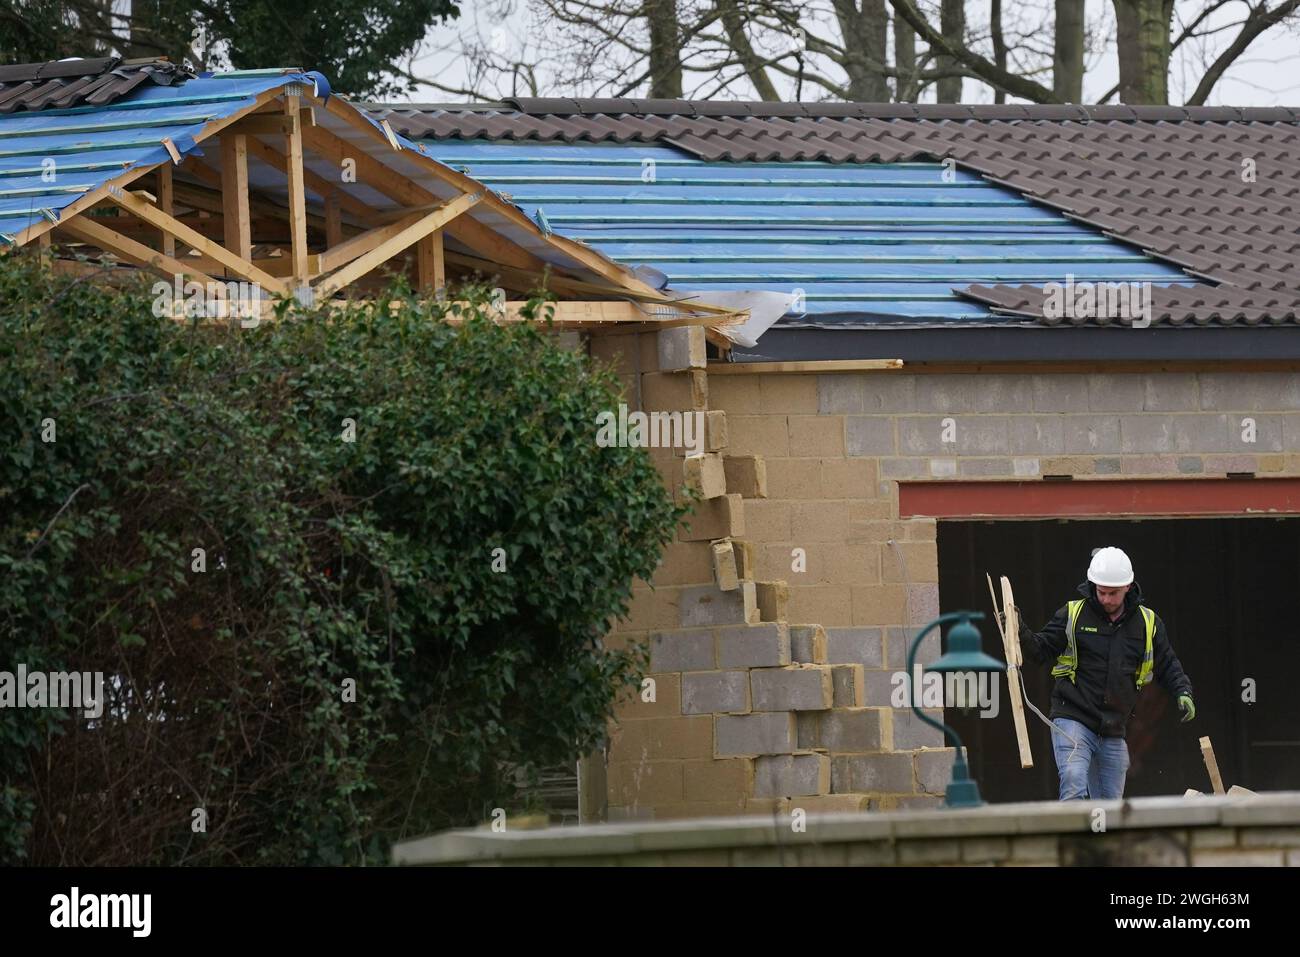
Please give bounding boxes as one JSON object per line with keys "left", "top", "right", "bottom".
{"left": 1052, "top": 599, "right": 1156, "bottom": 690}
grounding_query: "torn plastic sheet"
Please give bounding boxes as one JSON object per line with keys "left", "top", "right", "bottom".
{"left": 668, "top": 289, "right": 794, "bottom": 348}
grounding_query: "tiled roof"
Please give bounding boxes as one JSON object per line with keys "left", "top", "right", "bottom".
{"left": 0, "top": 57, "right": 193, "bottom": 113}
{"left": 368, "top": 98, "right": 1300, "bottom": 327}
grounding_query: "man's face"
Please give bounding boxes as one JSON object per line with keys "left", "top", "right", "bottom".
{"left": 1096, "top": 583, "right": 1129, "bottom": 616}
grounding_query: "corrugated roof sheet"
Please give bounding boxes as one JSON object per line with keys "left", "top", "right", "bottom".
{"left": 368, "top": 98, "right": 1300, "bottom": 327}
{"left": 423, "top": 140, "right": 1195, "bottom": 327}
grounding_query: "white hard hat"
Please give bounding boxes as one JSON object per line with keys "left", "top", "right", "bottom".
{"left": 1088, "top": 546, "right": 1134, "bottom": 587}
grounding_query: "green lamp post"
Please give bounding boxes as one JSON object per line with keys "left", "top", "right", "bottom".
{"left": 905, "top": 611, "right": 1006, "bottom": 809}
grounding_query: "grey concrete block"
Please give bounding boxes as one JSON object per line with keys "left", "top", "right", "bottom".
{"left": 880, "top": 457, "right": 929, "bottom": 478}
{"left": 818, "top": 708, "right": 882, "bottom": 751}
{"left": 930, "top": 457, "right": 957, "bottom": 477}
{"left": 1012, "top": 457, "right": 1040, "bottom": 476}
{"left": 956, "top": 417, "right": 1010, "bottom": 455}
{"left": 681, "top": 671, "right": 749, "bottom": 714}
{"left": 789, "top": 624, "right": 826, "bottom": 664}
{"left": 1062, "top": 415, "right": 1121, "bottom": 453}
{"left": 915, "top": 747, "right": 958, "bottom": 795}
{"left": 861, "top": 669, "right": 902, "bottom": 707}
{"left": 796, "top": 712, "right": 820, "bottom": 749}
{"left": 862, "top": 376, "right": 916, "bottom": 412}
{"left": 846, "top": 416, "right": 896, "bottom": 455}
{"left": 897, "top": 417, "right": 949, "bottom": 455}
{"left": 825, "top": 627, "right": 884, "bottom": 667}
{"left": 1144, "top": 373, "right": 1200, "bottom": 412}
{"left": 1199, "top": 372, "right": 1300, "bottom": 411}
{"left": 888, "top": 626, "right": 940, "bottom": 668}
{"left": 1094, "top": 456, "right": 1122, "bottom": 474}
{"left": 818, "top": 374, "right": 865, "bottom": 413}
{"left": 913, "top": 374, "right": 979, "bottom": 413}
{"left": 840, "top": 752, "right": 915, "bottom": 792}
{"left": 831, "top": 664, "right": 865, "bottom": 707}
{"left": 715, "top": 713, "right": 795, "bottom": 756}
{"left": 830, "top": 755, "right": 852, "bottom": 793}
{"left": 1009, "top": 416, "right": 1066, "bottom": 455}
{"left": 891, "top": 709, "right": 947, "bottom": 749}
{"left": 1227, "top": 413, "right": 1284, "bottom": 452}
{"left": 1032, "top": 375, "right": 1091, "bottom": 412}
{"left": 649, "top": 629, "right": 715, "bottom": 672}
{"left": 1177, "top": 456, "right": 1204, "bottom": 473}
{"left": 750, "top": 667, "right": 832, "bottom": 711}
{"left": 974, "top": 375, "right": 1034, "bottom": 413}
{"left": 656, "top": 326, "right": 704, "bottom": 371}
{"left": 753, "top": 753, "right": 830, "bottom": 798}
{"left": 1088, "top": 374, "right": 1145, "bottom": 412}
{"left": 717, "top": 622, "right": 790, "bottom": 668}
{"left": 958, "top": 457, "right": 1013, "bottom": 476}
{"left": 678, "top": 582, "right": 755, "bottom": 628}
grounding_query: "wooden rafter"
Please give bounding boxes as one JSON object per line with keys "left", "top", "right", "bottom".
{"left": 106, "top": 187, "right": 289, "bottom": 294}
{"left": 220, "top": 133, "right": 251, "bottom": 261}
{"left": 58, "top": 216, "right": 220, "bottom": 288}
{"left": 282, "top": 95, "right": 309, "bottom": 286}
{"left": 315, "top": 191, "right": 484, "bottom": 299}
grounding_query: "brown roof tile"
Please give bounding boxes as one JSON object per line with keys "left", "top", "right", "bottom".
{"left": 0, "top": 57, "right": 192, "bottom": 113}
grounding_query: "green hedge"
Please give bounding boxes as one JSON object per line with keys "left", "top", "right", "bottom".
{"left": 0, "top": 252, "right": 683, "bottom": 864}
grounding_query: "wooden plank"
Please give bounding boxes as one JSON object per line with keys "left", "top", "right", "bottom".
{"left": 1000, "top": 575, "right": 1033, "bottom": 769}
{"left": 226, "top": 109, "right": 315, "bottom": 136}
{"left": 105, "top": 187, "right": 288, "bottom": 294}
{"left": 282, "top": 95, "right": 309, "bottom": 286}
{"left": 157, "top": 164, "right": 174, "bottom": 256}
{"left": 1200, "top": 736, "right": 1226, "bottom": 795}
{"left": 58, "top": 216, "right": 220, "bottom": 287}
{"left": 220, "top": 133, "right": 252, "bottom": 261}
{"left": 417, "top": 230, "right": 444, "bottom": 294}
{"left": 315, "top": 191, "right": 484, "bottom": 299}
{"left": 707, "top": 359, "right": 905, "bottom": 374}
{"left": 316, "top": 208, "right": 430, "bottom": 275}
{"left": 324, "top": 193, "right": 343, "bottom": 248}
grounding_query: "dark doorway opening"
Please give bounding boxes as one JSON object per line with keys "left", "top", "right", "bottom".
{"left": 938, "top": 516, "right": 1299, "bottom": 802}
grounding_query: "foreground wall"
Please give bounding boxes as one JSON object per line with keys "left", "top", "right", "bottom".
{"left": 590, "top": 345, "right": 1300, "bottom": 821}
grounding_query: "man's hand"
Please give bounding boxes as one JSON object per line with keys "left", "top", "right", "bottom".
{"left": 1178, "top": 694, "right": 1196, "bottom": 723}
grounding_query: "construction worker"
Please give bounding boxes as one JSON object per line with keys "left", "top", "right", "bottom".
{"left": 1019, "top": 547, "right": 1195, "bottom": 800}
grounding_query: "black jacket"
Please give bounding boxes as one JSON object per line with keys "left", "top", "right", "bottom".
{"left": 1019, "top": 580, "right": 1192, "bottom": 738}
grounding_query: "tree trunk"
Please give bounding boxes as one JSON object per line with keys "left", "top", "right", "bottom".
{"left": 716, "top": 0, "right": 781, "bottom": 101}
{"left": 834, "top": 0, "right": 891, "bottom": 102}
{"left": 937, "top": 0, "right": 965, "bottom": 102}
{"left": 1054, "top": 0, "right": 1084, "bottom": 102}
{"left": 1113, "top": 0, "right": 1173, "bottom": 104}
{"left": 894, "top": 11, "right": 918, "bottom": 102}
{"left": 991, "top": 0, "right": 1007, "bottom": 103}
{"left": 646, "top": 0, "right": 683, "bottom": 98}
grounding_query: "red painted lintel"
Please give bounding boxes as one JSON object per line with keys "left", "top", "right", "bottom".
{"left": 898, "top": 478, "right": 1300, "bottom": 519}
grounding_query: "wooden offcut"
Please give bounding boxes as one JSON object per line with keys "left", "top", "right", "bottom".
{"left": 989, "top": 572, "right": 1033, "bottom": 769}
{"left": 1200, "top": 736, "right": 1226, "bottom": 795}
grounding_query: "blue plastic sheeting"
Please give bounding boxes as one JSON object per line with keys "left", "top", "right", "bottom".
{"left": 424, "top": 141, "right": 1201, "bottom": 326}
{"left": 0, "top": 72, "right": 312, "bottom": 244}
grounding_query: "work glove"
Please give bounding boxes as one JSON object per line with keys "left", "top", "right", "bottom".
{"left": 1178, "top": 694, "right": 1196, "bottom": 723}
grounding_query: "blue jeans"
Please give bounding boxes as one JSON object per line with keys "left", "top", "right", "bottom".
{"left": 1050, "top": 717, "right": 1129, "bottom": 800}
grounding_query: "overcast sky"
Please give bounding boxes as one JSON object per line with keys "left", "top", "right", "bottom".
{"left": 388, "top": 0, "right": 1300, "bottom": 106}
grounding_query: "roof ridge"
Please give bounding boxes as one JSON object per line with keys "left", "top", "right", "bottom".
{"left": 369, "top": 97, "right": 1300, "bottom": 123}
